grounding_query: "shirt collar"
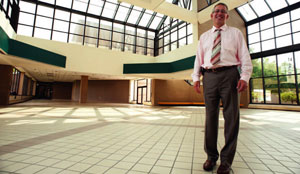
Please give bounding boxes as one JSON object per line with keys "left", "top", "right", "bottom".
{"left": 211, "top": 24, "right": 228, "bottom": 33}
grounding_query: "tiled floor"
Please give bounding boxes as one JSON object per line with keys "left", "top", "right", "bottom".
{"left": 0, "top": 100, "right": 299, "bottom": 174}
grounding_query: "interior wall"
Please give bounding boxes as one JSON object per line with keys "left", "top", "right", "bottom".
{"left": 72, "top": 80, "right": 129, "bottom": 103}
{"left": 52, "top": 82, "right": 72, "bottom": 100}
{"left": 153, "top": 79, "right": 204, "bottom": 105}
{"left": 87, "top": 80, "right": 129, "bottom": 103}
{"left": 0, "top": 64, "right": 13, "bottom": 105}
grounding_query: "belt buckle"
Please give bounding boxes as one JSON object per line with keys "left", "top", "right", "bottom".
{"left": 212, "top": 68, "right": 217, "bottom": 72}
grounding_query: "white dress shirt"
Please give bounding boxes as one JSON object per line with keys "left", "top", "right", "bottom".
{"left": 192, "top": 24, "right": 253, "bottom": 83}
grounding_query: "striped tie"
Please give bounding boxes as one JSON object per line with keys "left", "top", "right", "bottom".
{"left": 211, "top": 29, "right": 221, "bottom": 65}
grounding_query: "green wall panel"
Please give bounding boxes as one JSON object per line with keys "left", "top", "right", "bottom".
{"left": 0, "top": 27, "right": 9, "bottom": 53}
{"left": 123, "top": 55, "right": 196, "bottom": 74}
{"left": 8, "top": 40, "right": 66, "bottom": 68}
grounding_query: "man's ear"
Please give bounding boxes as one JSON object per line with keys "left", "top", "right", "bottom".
{"left": 210, "top": 13, "right": 213, "bottom": 19}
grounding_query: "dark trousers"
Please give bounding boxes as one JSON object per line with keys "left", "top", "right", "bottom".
{"left": 203, "top": 66, "right": 240, "bottom": 167}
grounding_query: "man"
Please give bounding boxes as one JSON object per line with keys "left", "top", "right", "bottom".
{"left": 192, "top": 3, "right": 252, "bottom": 174}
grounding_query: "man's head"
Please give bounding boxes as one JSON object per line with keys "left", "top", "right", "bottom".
{"left": 211, "top": 3, "right": 229, "bottom": 28}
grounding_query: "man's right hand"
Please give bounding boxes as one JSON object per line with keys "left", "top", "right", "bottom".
{"left": 193, "top": 81, "right": 201, "bottom": 94}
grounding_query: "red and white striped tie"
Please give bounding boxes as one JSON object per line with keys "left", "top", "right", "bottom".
{"left": 211, "top": 29, "right": 221, "bottom": 65}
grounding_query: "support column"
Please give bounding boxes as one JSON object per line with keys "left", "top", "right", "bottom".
{"left": 17, "top": 72, "right": 25, "bottom": 95}
{"left": 32, "top": 81, "right": 37, "bottom": 96}
{"left": 0, "top": 65, "right": 13, "bottom": 105}
{"left": 79, "top": 76, "right": 88, "bottom": 103}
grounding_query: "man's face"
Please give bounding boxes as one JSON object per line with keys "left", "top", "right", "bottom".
{"left": 211, "top": 5, "right": 229, "bottom": 27}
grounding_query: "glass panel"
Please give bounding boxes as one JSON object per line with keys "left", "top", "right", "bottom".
{"left": 53, "top": 20, "right": 69, "bottom": 32}
{"left": 35, "top": 16, "right": 52, "bottom": 29}
{"left": 115, "top": 5, "right": 130, "bottom": 21}
{"left": 265, "top": 0, "right": 288, "bottom": 12}
{"left": 139, "top": 11, "right": 153, "bottom": 27}
{"left": 70, "top": 23, "right": 84, "bottom": 35}
{"left": 124, "top": 44, "right": 134, "bottom": 52}
{"left": 293, "top": 32, "right": 300, "bottom": 44}
{"left": 37, "top": 5, "right": 53, "bottom": 17}
{"left": 85, "top": 26, "right": 98, "bottom": 38}
{"left": 252, "top": 58, "right": 262, "bottom": 78}
{"left": 164, "top": 45, "right": 169, "bottom": 53}
{"left": 276, "top": 35, "right": 292, "bottom": 48}
{"left": 291, "top": 8, "right": 300, "bottom": 21}
{"left": 34, "top": 28, "right": 51, "bottom": 40}
{"left": 251, "top": 78, "right": 264, "bottom": 103}
{"left": 179, "top": 38, "right": 186, "bottom": 47}
{"left": 278, "top": 53, "right": 294, "bottom": 75}
{"left": 237, "top": 4, "right": 257, "bottom": 22}
{"left": 52, "top": 31, "right": 68, "bottom": 42}
{"left": 261, "top": 28, "right": 274, "bottom": 41}
{"left": 187, "top": 24, "right": 192, "bottom": 35}
{"left": 99, "top": 29, "right": 111, "bottom": 40}
{"left": 72, "top": 0, "right": 88, "bottom": 12}
{"left": 250, "top": 0, "right": 271, "bottom": 17}
{"left": 112, "top": 42, "right": 123, "bottom": 51}
{"left": 159, "top": 48, "right": 163, "bottom": 55}
{"left": 292, "top": 20, "right": 300, "bottom": 32}
{"left": 125, "top": 35, "right": 134, "bottom": 44}
{"left": 264, "top": 77, "right": 279, "bottom": 104}
{"left": 149, "top": 15, "right": 162, "bottom": 29}
{"left": 179, "top": 26, "right": 186, "bottom": 39}
{"left": 171, "top": 31, "right": 177, "bottom": 42}
{"left": 247, "top": 23, "right": 259, "bottom": 34}
{"left": 275, "top": 23, "right": 291, "bottom": 37}
{"left": 113, "top": 32, "right": 124, "bottom": 42}
{"left": 260, "top": 18, "right": 273, "bottom": 30}
{"left": 262, "top": 39, "right": 275, "bottom": 51}
{"left": 99, "top": 40, "right": 111, "bottom": 49}
{"left": 19, "top": 1, "right": 36, "bottom": 13}
{"left": 287, "top": 0, "right": 300, "bottom": 5}
{"left": 187, "top": 35, "right": 193, "bottom": 44}
{"left": 171, "top": 42, "right": 177, "bottom": 50}
{"left": 148, "top": 39, "right": 154, "bottom": 48}
{"left": 18, "top": 12, "right": 34, "bottom": 25}
{"left": 136, "top": 46, "right": 145, "bottom": 55}
{"left": 88, "top": 0, "right": 104, "bottom": 15}
{"left": 127, "top": 9, "right": 141, "bottom": 24}
{"left": 147, "top": 48, "right": 154, "bottom": 56}
{"left": 56, "top": 0, "right": 72, "bottom": 8}
{"left": 136, "top": 37, "right": 145, "bottom": 46}
{"left": 69, "top": 34, "right": 83, "bottom": 45}
{"left": 298, "top": 75, "right": 300, "bottom": 103}
{"left": 71, "top": 14, "right": 85, "bottom": 24}
{"left": 274, "top": 12, "right": 290, "bottom": 26}
{"left": 86, "top": 17, "right": 99, "bottom": 27}
{"left": 100, "top": 20, "right": 112, "bottom": 30}
{"left": 55, "top": 9, "right": 70, "bottom": 21}
{"left": 263, "top": 56, "right": 277, "bottom": 77}
{"left": 102, "top": 2, "right": 117, "bottom": 18}
{"left": 249, "top": 43, "right": 261, "bottom": 53}
{"left": 248, "top": 32, "right": 260, "bottom": 44}
{"left": 114, "top": 23, "right": 124, "bottom": 32}
{"left": 295, "top": 51, "right": 300, "bottom": 74}
{"left": 137, "top": 29, "right": 146, "bottom": 37}
{"left": 17, "top": 25, "right": 33, "bottom": 36}
{"left": 148, "top": 31, "right": 155, "bottom": 40}
{"left": 280, "top": 75, "right": 297, "bottom": 104}
{"left": 126, "top": 26, "right": 135, "bottom": 35}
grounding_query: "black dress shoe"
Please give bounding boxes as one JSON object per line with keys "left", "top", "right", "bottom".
{"left": 217, "top": 164, "right": 231, "bottom": 174}
{"left": 203, "top": 160, "right": 216, "bottom": 171}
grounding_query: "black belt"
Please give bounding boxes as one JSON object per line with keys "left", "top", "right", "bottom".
{"left": 202, "top": 65, "right": 237, "bottom": 73}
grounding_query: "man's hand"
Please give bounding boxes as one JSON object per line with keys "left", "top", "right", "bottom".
{"left": 237, "top": 80, "right": 247, "bottom": 93}
{"left": 194, "top": 81, "right": 201, "bottom": 94}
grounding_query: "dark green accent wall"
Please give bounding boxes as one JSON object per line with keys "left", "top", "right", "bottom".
{"left": 123, "top": 55, "right": 196, "bottom": 74}
{"left": 0, "top": 26, "right": 66, "bottom": 68}
{"left": 0, "top": 27, "right": 9, "bottom": 53}
{"left": 8, "top": 40, "right": 66, "bottom": 67}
